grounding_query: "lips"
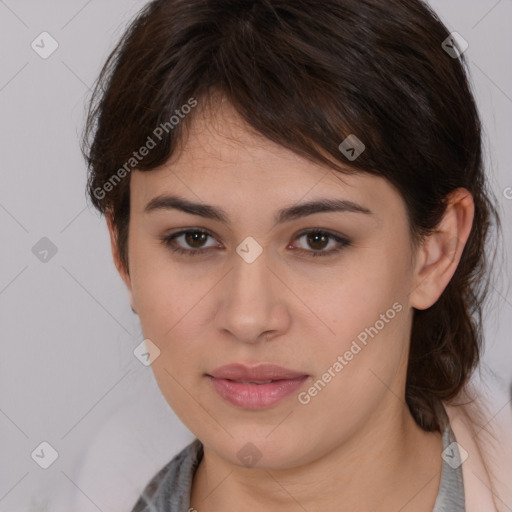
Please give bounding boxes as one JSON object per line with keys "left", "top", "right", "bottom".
{"left": 206, "top": 363, "right": 309, "bottom": 409}
{"left": 208, "top": 363, "right": 307, "bottom": 382}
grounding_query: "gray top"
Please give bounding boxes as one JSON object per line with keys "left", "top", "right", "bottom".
{"left": 433, "top": 419, "right": 466, "bottom": 511}
{"left": 131, "top": 423, "right": 465, "bottom": 512}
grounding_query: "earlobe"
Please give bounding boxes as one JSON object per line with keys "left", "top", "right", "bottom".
{"left": 410, "top": 189, "right": 474, "bottom": 310}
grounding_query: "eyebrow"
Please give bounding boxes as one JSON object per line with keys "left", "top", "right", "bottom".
{"left": 144, "top": 194, "right": 373, "bottom": 224}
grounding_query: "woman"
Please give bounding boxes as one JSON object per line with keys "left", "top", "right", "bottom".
{"left": 82, "top": 0, "right": 511, "bottom": 510}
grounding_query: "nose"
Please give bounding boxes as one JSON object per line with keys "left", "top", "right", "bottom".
{"left": 213, "top": 248, "right": 291, "bottom": 344}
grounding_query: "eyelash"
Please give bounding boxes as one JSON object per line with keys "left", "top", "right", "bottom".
{"left": 161, "top": 228, "right": 350, "bottom": 258}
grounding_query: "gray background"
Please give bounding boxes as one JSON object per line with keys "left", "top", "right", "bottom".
{"left": 0, "top": 1, "right": 511, "bottom": 511}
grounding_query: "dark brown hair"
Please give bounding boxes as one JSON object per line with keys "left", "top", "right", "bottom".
{"left": 82, "top": 0, "right": 501, "bottom": 432}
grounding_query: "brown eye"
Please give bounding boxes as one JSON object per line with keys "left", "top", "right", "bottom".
{"left": 305, "top": 232, "right": 330, "bottom": 251}
{"left": 162, "top": 229, "right": 219, "bottom": 256}
{"left": 292, "top": 229, "right": 350, "bottom": 258}
{"left": 162, "top": 228, "right": 350, "bottom": 258}
{"left": 183, "top": 231, "right": 208, "bottom": 249}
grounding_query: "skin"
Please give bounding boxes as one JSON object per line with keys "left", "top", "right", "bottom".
{"left": 107, "top": 96, "right": 474, "bottom": 512}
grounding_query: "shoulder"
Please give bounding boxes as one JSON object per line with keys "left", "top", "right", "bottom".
{"left": 131, "top": 438, "right": 203, "bottom": 512}
{"left": 444, "top": 379, "right": 512, "bottom": 512}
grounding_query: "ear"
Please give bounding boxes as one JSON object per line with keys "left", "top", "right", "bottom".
{"left": 410, "top": 188, "right": 475, "bottom": 310}
{"left": 106, "top": 211, "right": 137, "bottom": 314}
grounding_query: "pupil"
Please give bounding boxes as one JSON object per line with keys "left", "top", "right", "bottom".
{"left": 308, "top": 233, "right": 327, "bottom": 250}
{"left": 186, "top": 232, "right": 206, "bottom": 248}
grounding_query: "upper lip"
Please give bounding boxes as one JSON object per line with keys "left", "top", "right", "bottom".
{"left": 207, "top": 363, "right": 308, "bottom": 381}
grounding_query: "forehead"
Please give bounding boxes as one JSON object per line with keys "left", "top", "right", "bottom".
{"left": 129, "top": 98, "right": 403, "bottom": 219}
{"left": 165, "top": 97, "right": 330, "bottom": 183}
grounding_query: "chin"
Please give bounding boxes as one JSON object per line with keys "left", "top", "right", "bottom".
{"left": 206, "top": 430, "right": 320, "bottom": 470}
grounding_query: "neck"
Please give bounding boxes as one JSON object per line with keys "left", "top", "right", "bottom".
{"left": 190, "top": 402, "right": 444, "bottom": 512}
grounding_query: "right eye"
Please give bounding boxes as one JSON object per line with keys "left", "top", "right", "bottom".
{"left": 161, "top": 229, "right": 221, "bottom": 256}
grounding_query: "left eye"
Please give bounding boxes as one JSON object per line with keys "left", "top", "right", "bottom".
{"left": 292, "top": 229, "right": 350, "bottom": 257}
{"left": 161, "top": 229, "right": 350, "bottom": 258}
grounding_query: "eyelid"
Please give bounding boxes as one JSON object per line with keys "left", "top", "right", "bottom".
{"left": 161, "top": 227, "right": 350, "bottom": 257}
{"left": 163, "top": 228, "right": 220, "bottom": 253}
{"left": 290, "top": 228, "right": 350, "bottom": 257}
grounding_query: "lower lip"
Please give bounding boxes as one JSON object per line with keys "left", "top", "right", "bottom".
{"left": 207, "top": 376, "right": 309, "bottom": 409}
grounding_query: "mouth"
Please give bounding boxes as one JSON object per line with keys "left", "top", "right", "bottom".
{"left": 206, "top": 363, "right": 310, "bottom": 409}
{"left": 225, "top": 379, "right": 278, "bottom": 384}
{"left": 208, "top": 363, "right": 307, "bottom": 381}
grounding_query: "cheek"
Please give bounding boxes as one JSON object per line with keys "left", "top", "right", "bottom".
{"left": 135, "top": 269, "right": 208, "bottom": 355}
{"left": 295, "top": 282, "right": 409, "bottom": 441}
{"left": 129, "top": 238, "right": 201, "bottom": 335}
{"left": 302, "top": 247, "right": 411, "bottom": 408}
{"left": 316, "top": 247, "right": 409, "bottom": 348}
{"left": 311, "top": 294, "right": 408, "bottom": 398}
{"left": 128, "top": 257, "right": 209, "bottom": 414}
{"left": 131, "top": 258, "right": 213, "bottom": 433}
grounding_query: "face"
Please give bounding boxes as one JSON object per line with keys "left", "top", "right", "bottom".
{"left": 120, "top": 98, "right": 421, "bottom": 469}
